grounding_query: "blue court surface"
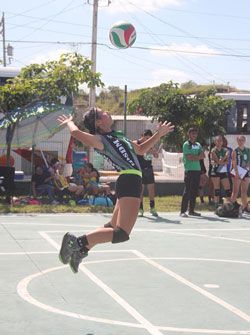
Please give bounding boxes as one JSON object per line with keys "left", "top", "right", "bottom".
{"left": 1, "top": 212, "right": 250, "bottom": 335}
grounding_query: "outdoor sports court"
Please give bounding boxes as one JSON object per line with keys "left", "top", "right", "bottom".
{"left": 1, "top": 212, "right": 250, "bottom": 335}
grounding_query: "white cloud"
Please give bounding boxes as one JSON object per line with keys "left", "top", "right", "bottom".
{"left": 150, "top": 68, "right": 190, "bottom": 86}
{"left": 105, "top": 0, "right": 184, "bottom": 14}
{"left": 29, "top": 48, "right": 72, "bottom": 64}
{"left": 150, "top": 43, "right": 218, "bottom": 58}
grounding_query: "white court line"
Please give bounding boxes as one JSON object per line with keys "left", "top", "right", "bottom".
{"left": 164, "top": 231, "right": 250, "bottom": 244}
{"left": 16, "top": 255, "right": 250, "bottom": 334}
{"left": 41, "top": 232, "right": 164, "bottom": 335}
{"left": 39, "top": 229, "right": 250, "bottom": 245}
{"left": 41, "top": 228, "right": 250, "bottom": 233}
{"left": 16, "top": 265, "right": 143, "bottom": 329}
{"left": 17, "top": 263, "right": 250, "bottom": 335}
{"left": 2, "top": 249, "right": 250, "bottom": 267}
{"left": 133, "top": 250, "right": 250, "bottom": 323}
{"left": 0, "top": 222, "right": 100, "bottom": 227}
{"left": 0, "top": 251, "right": 57, "bottom": 255}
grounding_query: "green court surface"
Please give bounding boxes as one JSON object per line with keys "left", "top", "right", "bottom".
{"left": 1, "top": 212, "right": 250, "bottom": 335}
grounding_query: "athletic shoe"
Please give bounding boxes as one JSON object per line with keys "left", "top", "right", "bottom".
{"left": 188, "top": 211, "right": 201, "bottom": 217}
{"left": 243, "top": 207, "right": 250, "bottom": 214}
{"left": 70, "top": 250, "right": 88, "bottom": 273}
{"left": 150, "top": 208, "right": 159, "bottom": 217}
{"left": 59, "top": 232, "right": 80, "bottom": 265}
{"left": 138, "top": 209, "right": 144, "bottom": 217}
{"left": 180, "top": 212, "right": 188, "bottom": 218}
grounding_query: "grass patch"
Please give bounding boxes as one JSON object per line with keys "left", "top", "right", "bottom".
{"left": 0, "top": 196, "right": 215, "bottom": 214}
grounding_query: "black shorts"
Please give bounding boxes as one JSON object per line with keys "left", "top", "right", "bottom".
{"left": 210, "top": 166, "right": 228, "bottom": 179}
{"left": 142, "top": 167, "right": 155, "bottom": 185}
{"left": 115, "top": 174, "right": 142, "bottom": 199}
{"left": 211, "top": 172, "right": 229, "bottom": 180}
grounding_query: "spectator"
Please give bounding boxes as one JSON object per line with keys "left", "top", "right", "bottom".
{"left": 31, "top": 166, "right": 57, "bottom": 204}
{"left": 133, "top": 129, "right": 159, "bottom": 217}
{"left": 210, "top": 135, "right": 231, "bottom": 208}
{"left": 180, "top": 127, "right": 205, "bottom": 217}
{"left": 231, "top": 135, "right": 250, "bottom": 213}
{"left": 47, "top": 157, "right": 60, "bottom": 177}
{"left": 53, "top": 162, "right": 84, "bottom": 200}
{"left": 222, "top": 135, "right": 233, "bottom": 192}
{"left": 80, "top": 162, "right": 111, "bottom": 196}
{"left": 198, "top": 158, "right": 208, "bottom": 204}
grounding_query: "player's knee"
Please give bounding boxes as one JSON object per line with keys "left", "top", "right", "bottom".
{"left": 112, "top": 227, "right": 130, "bottom": 244}
{"left": 214, "top": 189, "right": 220, "bottom": 197}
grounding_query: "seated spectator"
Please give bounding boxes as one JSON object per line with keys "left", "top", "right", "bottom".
{"left": 47, "top": 157, "right": 60, "bottom": 176}
{"left": 53, "top": 162, "right": 84, "bottom": 200}
{"left": 80, "top": 162, "right": 111, "bottom": 196}
{"left": 31, "top": 166, "right": 57, "bottom": 204}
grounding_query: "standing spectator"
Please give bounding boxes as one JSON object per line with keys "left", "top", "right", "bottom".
{"left": 180, "top": 127, "right": 205, "bottom": 217}
{"left": 31, "top": 166, "right": 57, "bottom": 204}
{"left": 222, "top": 135, "right": 233, "bottom": 192}
{"left": 133, "top": 129, "right": 159, "bottom": 217}
{"left": 210, "top": 135, "right": 231, "bottom": 208}
{"left": 231, "top": 135, "right": 250, "bottom": 213}
{"left": 198, "top": 158, "right": 208, "bottom": 204}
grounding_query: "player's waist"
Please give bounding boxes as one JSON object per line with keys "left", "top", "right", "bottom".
{"left": 119, "top": 169, "right": 142, "bottom": 177}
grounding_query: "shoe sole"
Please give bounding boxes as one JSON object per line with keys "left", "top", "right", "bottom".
{"left": 59, "top": 232, "right": 74, "bottom": 265}
{"left": 69, "top": 262, "right": 78, "bottom": 274}
{"left": 69, "top": 252, "right": 88, "bottom": 274}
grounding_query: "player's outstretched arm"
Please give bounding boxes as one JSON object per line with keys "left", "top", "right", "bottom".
{"left": 57, "top": 115, "right": 103, "bottom": 150}
{"left": 133, "top": 121, "right": 174, "bottom": 155}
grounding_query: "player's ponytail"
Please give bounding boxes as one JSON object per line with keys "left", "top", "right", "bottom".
{"left": 83, "top": 107, "right": 101, "bottom": 134}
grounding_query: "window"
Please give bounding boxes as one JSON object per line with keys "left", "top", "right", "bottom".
{"left": 237, "top": 104, "right": 248, "bottom": 133}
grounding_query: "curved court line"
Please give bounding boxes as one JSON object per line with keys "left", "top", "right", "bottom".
{"left": 16, "top": 265, "right": 143, "bottom": 329}
{"left": 17, "top": 258, "right": 250, "bottom": 334}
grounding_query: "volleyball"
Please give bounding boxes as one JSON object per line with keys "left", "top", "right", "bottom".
{"left": 109, "top": 22, "right": 136, "bottom": 49}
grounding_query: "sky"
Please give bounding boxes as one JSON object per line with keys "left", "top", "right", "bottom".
{"left": 1, "top": 0, "right": 250, "bottom": 92}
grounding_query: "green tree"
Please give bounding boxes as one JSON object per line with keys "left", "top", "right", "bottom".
{"left": 128, "top": 82, "right": 190, "bottom": 150}
{"left": 128, "top": 82, "right": 234, "bottom": 150}
{"left": 0, "top": 52, "right": 103, "bottom": 165}
{"left": 187, "top": 89, "right": 234, "bottom": 144}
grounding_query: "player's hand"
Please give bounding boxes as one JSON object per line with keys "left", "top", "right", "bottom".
{"left": 57, "top": 114, "right": 73, "bottom": 126}
{"left": 157, "top": 121, "right": 174, "bottom": 137}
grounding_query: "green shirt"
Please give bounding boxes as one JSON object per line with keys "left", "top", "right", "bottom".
{"left": 235, "top": 147, "right": 250, "bottom": 168}
{"left": 183, "top": 140, "right": 202, "bottom": 171}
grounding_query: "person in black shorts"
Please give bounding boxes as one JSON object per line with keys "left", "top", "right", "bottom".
{"left": 57, "top": 108, "right": 174, "bottom": 273}
{"left": 134, "top": 129, "right": 159, "bottom": 217}
{"left": 210, "top": 135, "right": 231, "bottom": 208}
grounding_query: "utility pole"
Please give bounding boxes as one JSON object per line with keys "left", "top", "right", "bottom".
{"left": 0, "top": 13, "right": 14, "bottom": 66}
{"left": 0, "top": 12, "right": 6, "bottom": 66}
{"left": 123, "top": 85, "right": 127, "bottom": 136}
{"left": 89, "top": 0, "right": 98, "bottom": 108}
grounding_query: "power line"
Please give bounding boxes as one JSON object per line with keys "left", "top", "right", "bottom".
{"left": 6, "top": 10, "right": 250, "bottom": 44}
{"left": 115, "top": 0, "right": 227, "bottom": 84}
{"left": 7, "top": 0, "right": 58, "bottom": 19}
{"left": 126, "top": 0, "right": 250, "bottom": 59}
{"left": 19, "top": 1, "right": 78, "bottom": 41}
{"left": 6, "top": 39, "right": 250, "bottom": 58}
